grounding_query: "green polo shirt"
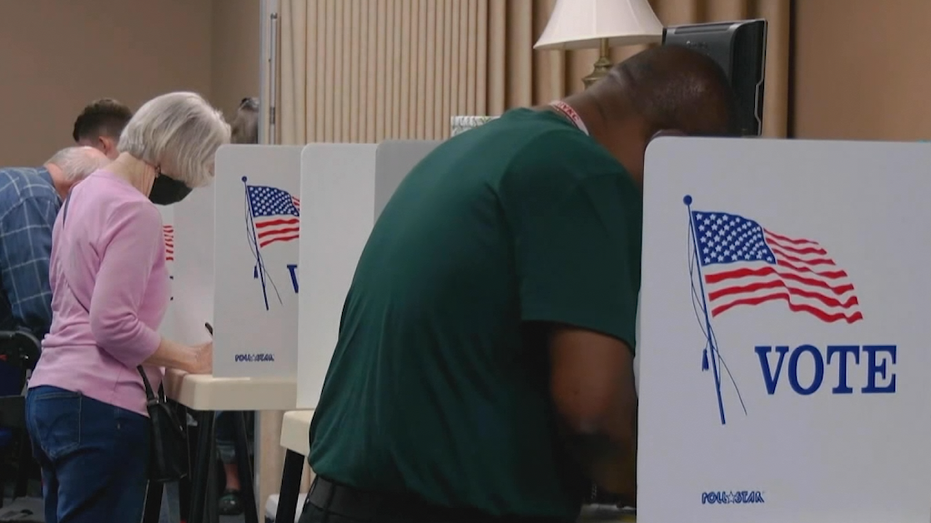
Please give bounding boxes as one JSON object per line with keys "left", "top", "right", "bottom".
{"left": 308, "top": 108, "right": 642, "bottom": 520}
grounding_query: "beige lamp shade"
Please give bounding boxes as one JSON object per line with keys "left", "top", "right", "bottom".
{"left": 534, "top": 0, "right": 664, "bottom": 51}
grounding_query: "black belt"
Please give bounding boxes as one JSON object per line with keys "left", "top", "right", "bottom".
{"left": 307, "top": 476, "right": 567, "bottom": 523}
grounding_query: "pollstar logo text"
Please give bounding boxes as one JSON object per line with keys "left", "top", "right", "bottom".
{"left": 701, "top": 490, "right": 765, "bottom": 505}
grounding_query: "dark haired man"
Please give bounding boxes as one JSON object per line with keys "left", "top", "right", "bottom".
{"left": 304, "top": 45, "right": 739, "bottom": 522}
{"left": 72, "top": 98, "right": 133, "bottom": 160}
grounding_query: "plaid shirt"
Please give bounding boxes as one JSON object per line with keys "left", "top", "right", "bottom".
{"left": 0, "top": 167, "right": 60, "bottom": 338}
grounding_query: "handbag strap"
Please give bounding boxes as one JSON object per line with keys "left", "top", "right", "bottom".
{"left": 61, "top": 192, "right": 160, "bottom": 403}
{"left": 137, "top": 365, "right": 159, "bottom": 402}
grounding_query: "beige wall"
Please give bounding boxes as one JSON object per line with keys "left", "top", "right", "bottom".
{"left": 793, "top": 0, "right": 931, "bottom": 140}
{"left": 212, "top": 0, "right": 262, "bottom": 118}
{"left": 0, "top": 0, "right": 259, "bottom": 166}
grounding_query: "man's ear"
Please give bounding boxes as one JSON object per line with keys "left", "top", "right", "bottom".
{"left": 101, "top": 136, "right": 118, "bottom": 156}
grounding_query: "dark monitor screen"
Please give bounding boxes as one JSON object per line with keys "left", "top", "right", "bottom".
{"left": 663, "top": 19, "right": 768, "bottom": 136}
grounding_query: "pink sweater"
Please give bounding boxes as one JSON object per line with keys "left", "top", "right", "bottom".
{"left": 29, "top": 170, "right": 169, "bottom": 417}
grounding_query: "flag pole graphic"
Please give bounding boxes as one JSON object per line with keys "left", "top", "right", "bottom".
{"left": 243, "top": 176, "right": 270, "bottom": 311}
{"left": 684, "top": 195, "right": 726, "bottom": 425}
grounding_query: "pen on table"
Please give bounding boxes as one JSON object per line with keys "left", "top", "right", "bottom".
{"left": 205, "top": 322, "right": 213, "bottom": 336}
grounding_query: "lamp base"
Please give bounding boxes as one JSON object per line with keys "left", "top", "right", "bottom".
{"left": 582, "top": 39, "right": 612, "bottom": 89}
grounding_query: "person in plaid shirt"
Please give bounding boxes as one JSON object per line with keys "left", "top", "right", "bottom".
{"left": 0, "top": 146, "right": 109, "bottom": 339}
{"left": 0, "top": 147, "right": 109, "bottom": 428}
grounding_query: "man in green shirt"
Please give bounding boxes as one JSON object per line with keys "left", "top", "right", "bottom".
{"left": 304, "top": 45, "right": 739, "bottom": 523}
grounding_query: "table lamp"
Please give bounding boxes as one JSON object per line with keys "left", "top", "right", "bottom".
{"left": 534, "top": 0, "right": 664, "bottom": 88}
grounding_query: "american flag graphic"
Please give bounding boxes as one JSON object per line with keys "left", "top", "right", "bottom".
{"left": 163, "top": 225, "right": 175, "bottom": 262}
{"left": 242, "top": 178, "right": 300, "bottom": 311}
{"left": 690, "top": 210, "right": 863, "bottom": 324}
{"left": 246, "top": 185, "right": 300, "bottom": 248}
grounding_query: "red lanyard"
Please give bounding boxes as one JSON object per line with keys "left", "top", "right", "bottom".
{"left": 549, "top": 100, "right": 589, "bottom": 136}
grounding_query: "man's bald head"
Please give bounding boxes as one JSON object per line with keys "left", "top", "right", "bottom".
{"left": 44, "top": 146, "right": 109, "bottom": 198}
{"left": 594, "top": 45, "right": 739, "bottom": 137}
{"left": 562, "top": 45, "right": 739, "bottom": 186}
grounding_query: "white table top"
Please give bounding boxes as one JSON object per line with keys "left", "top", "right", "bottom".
{"left": 164, "top": 369, "right": 297, "bottom": 411}
{"left": 280, "top": 409, "right": 314, "bottom": 455}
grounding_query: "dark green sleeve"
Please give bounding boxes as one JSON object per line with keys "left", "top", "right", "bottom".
{"left": 500, "top": 145, "right": 642, "bottom": 352}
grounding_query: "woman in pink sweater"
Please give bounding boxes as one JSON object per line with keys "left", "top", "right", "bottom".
{"left": 25, "top": 92, "right": 230, "bottom": 523}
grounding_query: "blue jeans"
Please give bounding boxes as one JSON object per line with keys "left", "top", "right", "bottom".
{"left": 25, "top": 386, "right": 150, "bottom": 523}
{"left": 215, "top": 410, "right": 254, "bottom": 464}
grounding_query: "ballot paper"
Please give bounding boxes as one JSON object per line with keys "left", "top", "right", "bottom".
{"left": 450, "top": 115, "right": 497, "bottom": 137}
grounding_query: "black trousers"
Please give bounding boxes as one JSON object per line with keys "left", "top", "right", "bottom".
{"left": 299, "top": 477, "right": 570, "bottom": 523}
{"left": 300, "top": 501, "right": 427, "bottom": 523}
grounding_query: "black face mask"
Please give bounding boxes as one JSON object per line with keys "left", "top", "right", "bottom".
{"left": 149, "top": 172, "right": 193, "bottom": 205}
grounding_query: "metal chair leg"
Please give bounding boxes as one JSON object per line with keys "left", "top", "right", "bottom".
{"left": 234, "top": 411, "right": 258, "bottom": 523}
{"left": 206, "top": 443, "right": 219, "bottom": 523}
{"left": 13, "top": 430, "right": 29, "bottom": 497}
{"left": 275, "top": 450, "right": 305, "bottom": 523}
{"left": 142, "top": 481, "right": 164, "bottom": 523}
{"left": 189, "top": 410, "right": 216, "bottom": 523}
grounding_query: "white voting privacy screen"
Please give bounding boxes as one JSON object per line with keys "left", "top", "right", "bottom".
{"left": 297, "top": 144, "right": 377, "bottom": 408}
{"left": 214, "top": 145, "right": 304, "bottom": 378}
{"left": 296, "top": 141, "right": 440, "bottom": 408}
{"left": 155, "top": 205, "right": 176, "bottom": 339}
{"left": 169, "top": 183, "right": 215, "bottom": 347}
{"left": 638, "top": 137, "right": 931, "bottom": 523}
{"left": 374, "top": 140, "right": 441, "bottom": 217}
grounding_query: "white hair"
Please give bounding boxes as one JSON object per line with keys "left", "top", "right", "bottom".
{"left": 117, "top": 92, "right": 230, "bottom": 188}
{"left": 45, "top": 146, "right": 110, "bottom": 182}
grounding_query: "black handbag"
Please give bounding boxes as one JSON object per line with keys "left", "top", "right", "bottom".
{"left": 138, "top": 366, "right": 189, "bottom": 482}
{"left": 61, "top": 192, "right": 188, "bottom": 482}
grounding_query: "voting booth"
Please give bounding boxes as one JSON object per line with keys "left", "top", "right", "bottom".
{"left": 296, "top": 140, "right": 439, "bottom": 408}
{"left": 170, "top": 182, "right": 216, "bottom": 349}
{"left": 213, "top": 145, "right": 305, "bottom": 378}
{"left": 297, "top": 143, "right": 377, "bottom": 409}
{"left": 637, "top": 137, "right": 931, "bottom": 523}
{"left": 375, "top": 141, "right": 441, "bottom": 218}
{"left": 167, "top": 138, "right": 439, "bottom": 389}
{"left": 157, "top": 146, "right": 306, "bottom": 523}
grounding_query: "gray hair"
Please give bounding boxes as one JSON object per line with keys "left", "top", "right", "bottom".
{"left": 117, "top": 92, "right": 231, "bottom": 188}
{"left": 231, "top": 97, "right": 259, "bottom": 145}
{"left": 45, "top": 146, "right": 110, "bottom": 182}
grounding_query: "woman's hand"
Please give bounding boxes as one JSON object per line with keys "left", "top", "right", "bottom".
{"left": 146, "top": 337, "right": 212, "bottom": 374}
{"left": 187, "top": 341, "right": 213, "bottom": 375}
